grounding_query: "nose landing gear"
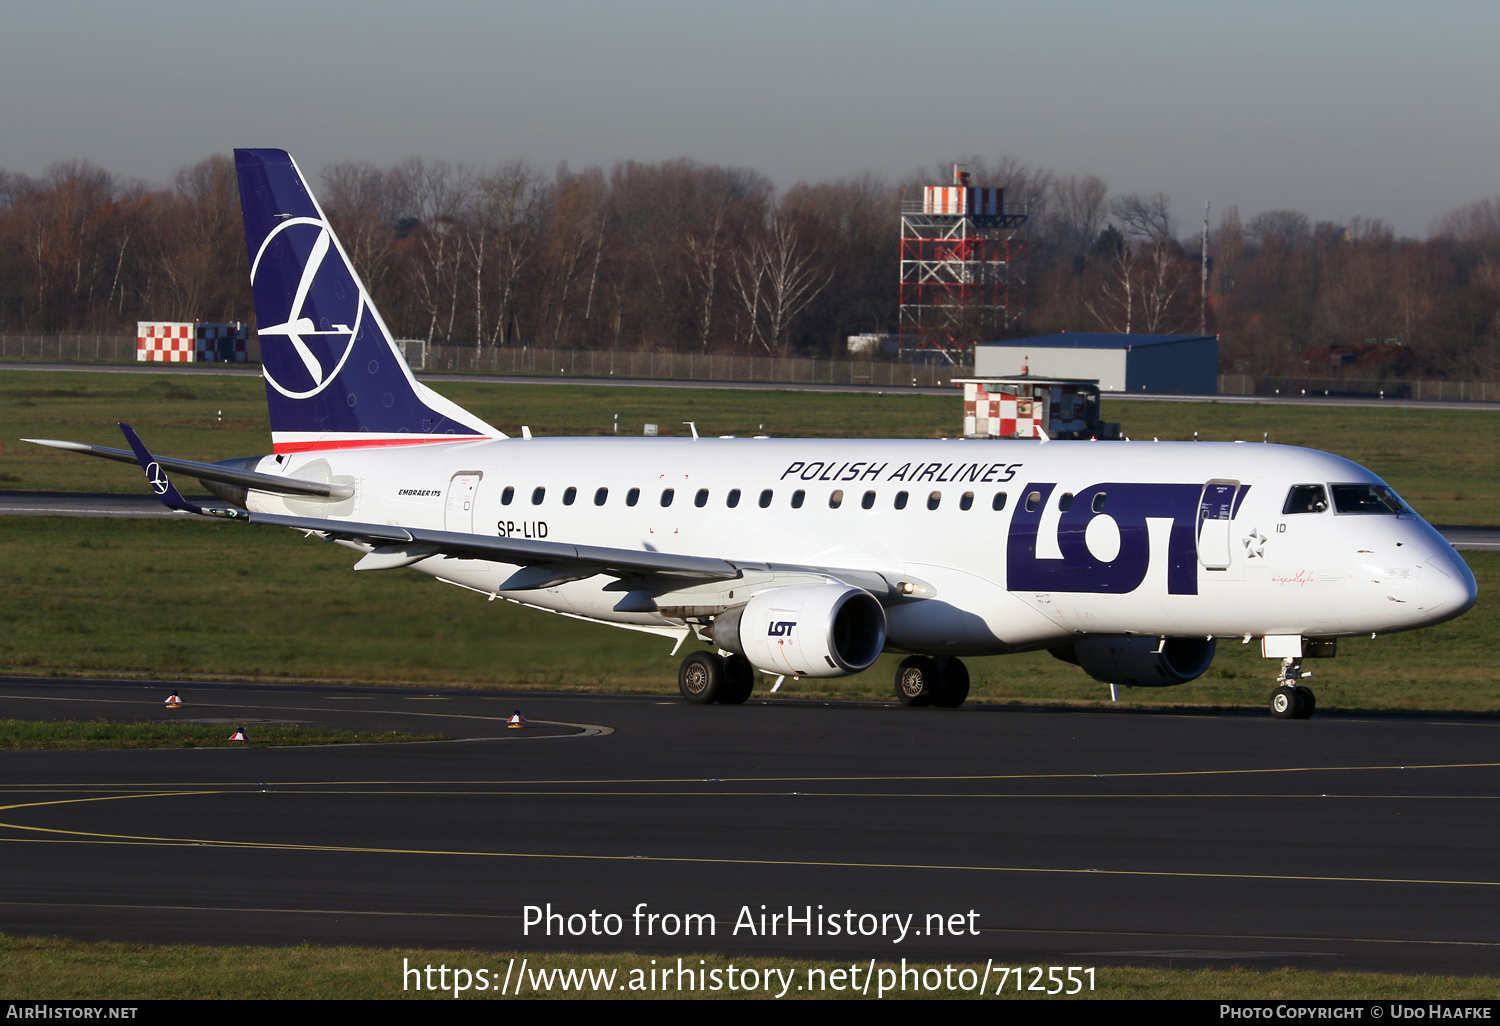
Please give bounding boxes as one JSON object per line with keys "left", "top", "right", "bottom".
{"left": 1269, "top": 658, "right": 1316, "bottom": 719}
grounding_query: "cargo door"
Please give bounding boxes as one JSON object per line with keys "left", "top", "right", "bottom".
{"left": 445, "top": 472, "right": 482, "bottom": 533}
{"left": 1197, "top": 480, "right": 1239, "bottom": 570}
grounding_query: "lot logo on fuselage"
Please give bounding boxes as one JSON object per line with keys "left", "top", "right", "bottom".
{"left": 1006, "top": 482, "right": 1211, "bottom": 595}
{"left": 250, "top": 217, "right": 365, "bottom": 400}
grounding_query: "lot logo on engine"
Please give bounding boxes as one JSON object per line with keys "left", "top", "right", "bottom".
{"left": 767, "top": 621, "right": 796, "bottom": 637}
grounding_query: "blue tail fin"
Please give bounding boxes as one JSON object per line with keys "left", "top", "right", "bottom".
{"left": 234, "top": 149, "right": 502, "bottom": 453}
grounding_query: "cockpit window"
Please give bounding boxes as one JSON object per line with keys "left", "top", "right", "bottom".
{"left": 1282, "top": 484, "right": 1328, "bottom": 514}
{"left": 1331, "top": 483, "right": 1412, "bottom": 515}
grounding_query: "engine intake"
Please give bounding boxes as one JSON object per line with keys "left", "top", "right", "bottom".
{"left": 714, "top": 584, "right": 886, "bottom": 678}
{"left": 1051, "top": 636, "right": 1217, "bottom": 688}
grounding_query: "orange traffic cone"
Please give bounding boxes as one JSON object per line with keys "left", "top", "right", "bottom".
{"left": 165, "top": 691, "right": 183, "bottom": 709}
{"left": 507, "top": 710, "right": 527, "bottom": 728}
{"left": 228, "top": 728, "right": 249, "bottom": 743}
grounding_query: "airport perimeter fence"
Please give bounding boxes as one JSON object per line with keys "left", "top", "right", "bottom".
{"left": 421, "top": 344, "right": 970, "bottom": 387}
{"left": 0, "top": 332, "right": 262, "bottom": 364}
{"left": 2, "top": 333, "right": 1498, "bottom": 402}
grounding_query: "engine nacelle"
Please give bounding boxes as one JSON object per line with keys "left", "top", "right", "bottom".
{"left": 1052, "top": 636, "right": 1217, "bottom": 688}
{"left": 714, "top": 584, "right": 886, "bottom": 678}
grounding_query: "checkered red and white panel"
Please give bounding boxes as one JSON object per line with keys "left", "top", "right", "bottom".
{"left": 137, "top": 322, "right": 196, "bottom": 362}
{"left": 135, "top": 322, "right": 248, "bottom": 362}
{"left": 963, "top": 383, "right": 1035, "bottom": 438}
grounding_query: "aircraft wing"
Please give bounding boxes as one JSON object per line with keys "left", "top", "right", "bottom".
{"left": 23, "top": 437, "right": 353, "bottom": 499}
{"left": 248, "top": 510, "right": 741, "bottom": 581}
{"left": 66, "top": 425, "right": 919, "bottom": 597}
{"left": 95, "top": 423, "right": 743, "bottom": 583}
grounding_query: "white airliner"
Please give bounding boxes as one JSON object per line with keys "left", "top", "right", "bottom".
{"left": 27, "top": 150, "right": 1478, "bottom": 718}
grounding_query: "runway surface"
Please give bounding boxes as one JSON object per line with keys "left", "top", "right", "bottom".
{"left": 0, "top": 676, "right": 1497, "bottom": 974}
{"left": 6, "top": 361, "right": 1498, "bottom": 411}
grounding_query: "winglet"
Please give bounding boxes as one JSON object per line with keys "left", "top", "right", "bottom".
{"left": 117, "top": 424, "right": 248, "bottom": 520}
{"left": 118, "top": 423, "right": 201, "bottom": 514}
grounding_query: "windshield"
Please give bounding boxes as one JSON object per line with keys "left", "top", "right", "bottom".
{"left": 1282, "top": 484, "right": 1328, "bottom": 514}
{"left": 1330, "top": 483, "right": 1413, "bottom": 515}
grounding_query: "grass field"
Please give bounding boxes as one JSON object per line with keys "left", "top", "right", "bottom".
{"left": 2, "top": 368, "right": 1497, "bottom": 524}
{"left": 1, "top": 935, "right": 1495, "bottom": 1000}
{"left": 0, "top": 516, "right": 1493, "bottom": 712}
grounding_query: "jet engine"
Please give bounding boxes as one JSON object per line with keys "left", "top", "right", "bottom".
{"left": 1051, "top": 636, "right": 1217, "bottom": 688}
{"left": 713, "top": 584, "right": 886, "bottom": 678}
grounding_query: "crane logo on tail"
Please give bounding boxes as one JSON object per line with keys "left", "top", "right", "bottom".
{"left": 250, "top": 217, "right": 363, "bottom": 400}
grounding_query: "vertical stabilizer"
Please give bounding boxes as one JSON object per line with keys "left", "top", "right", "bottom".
{"left": 234, "top": 149, "right": 504, "bottom": 453}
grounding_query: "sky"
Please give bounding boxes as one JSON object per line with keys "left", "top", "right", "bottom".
{"left": 3, "top": 0, "right": 1497, "bottom": 237}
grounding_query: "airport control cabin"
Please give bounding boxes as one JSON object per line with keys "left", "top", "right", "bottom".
{"left": 953, "top": 377, "right": 1121, "bottom": 440}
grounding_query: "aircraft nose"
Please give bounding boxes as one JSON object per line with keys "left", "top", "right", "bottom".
{"left": 1417, "top": 551, "right": 1479, "bottom": 624}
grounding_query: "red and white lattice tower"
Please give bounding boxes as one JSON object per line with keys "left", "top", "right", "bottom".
{"left": 898, "top": 164, "right": 1028, "bottom": 361}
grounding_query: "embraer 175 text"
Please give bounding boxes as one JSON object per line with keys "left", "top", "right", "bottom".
{"left": 28, "top": 150, "right": 1478, "bottom": 718}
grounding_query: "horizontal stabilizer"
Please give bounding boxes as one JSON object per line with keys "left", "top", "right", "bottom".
{"left": 23, "top": 438, "right": 354, "bottom": 500}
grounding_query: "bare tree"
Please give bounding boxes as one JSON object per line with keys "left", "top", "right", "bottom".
{"left": 730, "top": 213, "right": 832, "bottom": 354}
{"left": 1110, "top": 192, "right": 1176, "bottom": 243}
{"left": 1047, "top": 175, "right": 1109, "bottom": 261}
{"left": 683, "top": 201, "right": 727, "bottom": 353}
{"left": 467, "top": 161, "right": 544, "bottom": 346}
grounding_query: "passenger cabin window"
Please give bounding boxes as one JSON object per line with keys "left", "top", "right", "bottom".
{"left": 661, "top": 488, "right": 675, "bottom": 507}
{"left": 727, "top": 488, "right": 741, "bottom": 508}
{"left": 1283, "top": 484, "right": 1329, "bottom": 515}
{"left": 791, "top": 490, "right": 805, "bottom": 509}
{"left": 829, "top": 489, "right": 844, "bottom": 509}
{"left": 626, "top": 487, "right": 640, "bottom": 507}
{"left": 759, "top": 489, "right": 773, "bottom": 508}
{"left": 594, "top": 487, "right": 608, "bottom": 506}
{"left": 861, "top": 491, "right": 875, "bottom": 510}
{"left": 1330, "top": 483, "right": 1411, "bottom": 515}
{"left": 563, "top": 487, "right": 577, "bottom": 506}
{"left": 531, "top": 486, "right": 545, "bottom": 505}
{"left": 959, "top": 491, "right": 974, "bottom": 511}
{"left": 501, "top": 486, "right": 515, "bottom": 505}
{"left": 1025, "top": 491, "right": 1042, "bottom": 513}
{"left": 1058, "top": 492, "right": 1074, "bottom": 512}
{"left": 894, "top": 491, "right": 909, "bottom": 510}
{"left": 1091, "top": 492, "right": 1107, "bottom": 513}
{"left": 992, "top": 491, "right": 1007, "bottom": 511}
{"left": 694, "top": 488, "right": 709, "bottom": 508}
{"left": 927, "top": 491, "right": 941, "bottom": 510}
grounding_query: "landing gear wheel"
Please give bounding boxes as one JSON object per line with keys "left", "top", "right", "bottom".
{"left": 1294, "top": 685, "right": 1316, "bottom": 719}
{"left": 932, "top": 658, "right": 970, "bottom": 708}
{"left": 895, "top": 656, "right": 940, "bottom": 707}
{"left": 1270, "top": 684, "right": 1300, "bottom": 719}
{"left": 679, "top": 651, "right": 725, "bottom": 705}
{"left": 718, "top": 654, "right": 755, "bottom": 705}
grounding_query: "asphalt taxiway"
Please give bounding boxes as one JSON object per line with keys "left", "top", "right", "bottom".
{"left": 0, "top": 676, "right": 1497, "bottom": 975}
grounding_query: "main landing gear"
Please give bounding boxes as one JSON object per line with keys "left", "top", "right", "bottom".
{"left": 678, "top": 650, "right": 755, "bottom": 705}
{"left": 893, "top": 655, "right": 970, "bottom": 708}
{"left": 1269, "top": 657, "right": 1316, "bottom": 720}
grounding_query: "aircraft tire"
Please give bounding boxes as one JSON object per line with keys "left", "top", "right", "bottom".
{"left": 679, "top": 651, "right": 725, "bottom": 705}
{"left": 894, "top": 656, "right": 939, "bottom": 707}
{"left": 718, "top": 654, "right": 756, "bottom": 705}
{"left": 932, "top": 658, "right": 970, "bottom": 708}
{"left": 1294, "top": 685, "right": 1316, "bottom": 719}
{"left": 1269, "top": 685, "right": 1299, "bottom": 719}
